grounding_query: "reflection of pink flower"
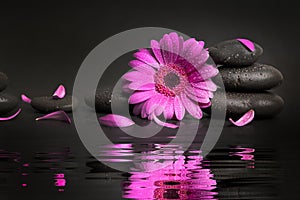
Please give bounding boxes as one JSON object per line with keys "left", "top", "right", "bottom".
{"left": 123, "top": 32, "right": 218, "bottom": 125}
{"left": 123, "top": 155, "right": 217, "bottom": 199}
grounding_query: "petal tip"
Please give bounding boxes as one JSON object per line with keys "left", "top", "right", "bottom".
{"left": 0, "top": 108, "right": 22, "bottom": 121}
{"left": 35, "top": 110, "right": 71, "bottom": 124}
{"left": 21, "top": 94, "right": 32, "bottom": 103}
{"left": 236, "top": 38, "right": 255, "bottom": 52}
{"left": 53, "top": 85, "right": 66, "bottom": 99}
{"left": 229, "top": 109, "right": 255, "bottom": 127}
{"left": 99, "top": 114, "right": 135, "bottom": 127}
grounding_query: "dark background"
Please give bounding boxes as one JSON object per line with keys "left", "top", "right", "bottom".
{"left": 0, "top": 1, "right": 299, "bottom": 199}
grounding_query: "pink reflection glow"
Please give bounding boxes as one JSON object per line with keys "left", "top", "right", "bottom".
{"left": 123, "top": 154, "right": 217, "bottom": 199}
{"left": 229, "top": 147, "right": 255, "bottom": 161}
{"left": 54, "top": 173, "right": 66, "bottom": 191}
{"left": 21, "top": 183, "right": 27, "bottom": 187}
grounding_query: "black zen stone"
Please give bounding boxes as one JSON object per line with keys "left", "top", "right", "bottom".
{"left": 219, "top": 63, "right": 283, "bottom": 91}
{"left": 0, "top": 72, "right": 8, "bottom": 92}
{"left": 209, "top": 39, "right": 263, "bottom": 66}
{"left": 31, "top": 95, "right": 73, "bottom": 113}
{"left": 0, "top": 93, "right": 19, "bottom": 115}
{"left": 206, "top": 91, "right": 284, "bottom": 118}
{"left": 85, "top": 88, "right": 130, "bottom": 114}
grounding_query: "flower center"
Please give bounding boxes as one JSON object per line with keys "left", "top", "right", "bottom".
{"left": 164, "top": 72, "right": 180, "bottom": 89}
{"left": 154, "top": 64, "right": 188, "bottom": 97}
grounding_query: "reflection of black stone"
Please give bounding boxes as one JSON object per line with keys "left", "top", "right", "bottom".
{"left": 205, "top": 91, "right": 284, "bottom": 118}
{"left": 0, "top": 93, "right": 19, "bottom": 115}
{"left": 209, "top": 39, "right": 263, "bottom": 66}
{"left": 31, "top": 95, "right": 74, "bottom": 113}
{"left": 219, "top": 63, "right": 283, "bottom": 91}
{"left": 0, "top": 72, "right": 8, "bottom": 92}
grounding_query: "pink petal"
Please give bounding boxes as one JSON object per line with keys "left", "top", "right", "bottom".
{"left": 181, "top": 38, "right": 198, "bottom": 61}
{"left": 199, "top": 101, "right": 212, "bottom": 108}
{"left": 160, "top": 34, "right": 173, "bottom": 63}
{"left": 174, "top": 96, "right": 185, "bottom": 120}
{"left": 0, "top": 108, "right": 21, "bottom": 121}
{"left": 145, "top": 94, "right": 162, "bottom": 115}
{"left": 177, "top": 36, "right": 184, "bottom": 59}
{"left": 127, "top": 80, "right": 155, "bottom": 91}
{"left": 53, "top": 85, "right": 66, "bottom": 99}
{"left": 35, "top": 111, "right": 71, "bottom": 124}
{"left": 150, "top": 40, "right": 165, "bottom": 65}
{"left": 236, "top": 38, "right": 255, "bottom": 52}
{"left": 185, "top": 89, "right": 210, "bottom": 103}
{"left": 21, "top": 94, "right": 32, "bottom": 103}
{"left": 191, "top": 80, "right": 218, "bottom": 91}
{"left": 128, "top": 60, "right": 156, "bottom": 75}
{"left": 188, "top": 65, "right": 219, "bottom": 82}
{"left": 134, "top": 51, "right": 159, "bottom": 69}
{"left": 133, "top": 103, "right": 144, "bottom": 116}
{"left": 136, "top": 83, "right": 155, "bottom": 91}
{"left": 185, "top": 86, "right": 210, "bottom": 99}
{"left": 122, "top": 71, "right": 151, "bottom": 82}
{"left": 188, "top": 42, "right": 208, "bottom": 68}
{"left": 229, "top": 109, "right": 255, "bottom": 127}
{"left": 99, "top": 114, "right": 135, "bottom": 127}
{"left": 181, "top": 93, "right": 202, "bottom": 119}
{"left": 154, "top": 95, "right": 168, "bottom": 116}
{"left": 169, "top": 32, "right": 180, "bottom": 62}
{"left": 141, "top": 100, "right": 150, "bottom": 118}
{"left": 128, "top": 90, "right": 156, "bottom": 104}
{"left": 153, "top": 115, "right": 178, "bottom": 129}
{"left": 163, "top": 97, "right": 175, "bottom": 120}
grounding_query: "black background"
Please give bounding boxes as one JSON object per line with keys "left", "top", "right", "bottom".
{"left": 0, "top": 1, "right": 300, "bottom": 199}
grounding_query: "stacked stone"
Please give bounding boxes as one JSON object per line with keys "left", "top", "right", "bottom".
{"left": 0, "top": 72, "right": 19, "bottom": 115}
{"left": 209, "top": 39, "right": 284, "bottom": 118}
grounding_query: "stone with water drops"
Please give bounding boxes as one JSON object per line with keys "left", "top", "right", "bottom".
{"left": 205, "top": 91, "right": 284, "bottom": 118}
{"left": 218, "top": 63, "right": 283, "bottom": 91}
{"left": 0, "top": 93, "right": 19, "bottom": 115}
{"left": 31, "top": 95, "right": 74, "bottom": 113}
{"left": 209, "top": 39, "right": 263, "bottom": 66}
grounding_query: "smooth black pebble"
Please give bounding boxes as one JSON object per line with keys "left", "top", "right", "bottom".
{"left": 85, "top": 88, "right": 130, "bottom": 114}
{"left": 206, "top": 91, "right": 284, "bottom": 118}
{"left": 219, "top": 63, "right": 283, "bottom": 91}
{"left": 209, "top": 39, "right": 263, "bottom": 66}
{"left": 31, "top": 95, "right": 74, "bottom": 113}
{"left": 0, "top": 72, "right": 8, "bottom": 92}
{"left": 0, "top": 93, "right": 19, "bottom": 115}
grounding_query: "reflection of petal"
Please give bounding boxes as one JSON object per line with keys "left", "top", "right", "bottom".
{"left": 229, "top": 109, "right": 255, "bottom": 127}
{"left": 52, "top": 85, "right": 66, "bottom": 99}
{"left": 36, "top": 111, "right": 71, "bottom": 124}
{"left": 99, "top": 114, "right": 135, "bottom": 127}
{"left": 21, "top": 94, "right": 31, "bottom": 103}
{"left": 0, "top": 108, "right": 21, "bottom": 121}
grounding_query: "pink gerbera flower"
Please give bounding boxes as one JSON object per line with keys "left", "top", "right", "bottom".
{"left": 123, "top": 32, "right": 218, "bottom": 126}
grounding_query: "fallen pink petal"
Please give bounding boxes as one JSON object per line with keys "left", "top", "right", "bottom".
{"left": 0, "top": 108, "right": 22, "bottom": 121}
{"left": 236, "top": 38, "right": 255, "bottom": 52}
{"left": 53, "top": 85, "right": 66, "bottom": 99}
{"left": 35, "top": 110, "right": 71, "bottom": 124}
{"left": 229, "top": 109, "right": 255, "bottom": 127}
{"left": 21, "top": 94, "right": 32, "bottom": 103}
{"left": 99, "top": 114, "right": 135, "bottom": 127}
{"left": 153, "top": 115, "right": 178, "bottom": 129}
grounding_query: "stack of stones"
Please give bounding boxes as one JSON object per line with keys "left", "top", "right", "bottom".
{"left": 208, "top": 39, "right": 284, "bottom": 118}
{"left": 0, "top": 72, "right": 19, "bottom": 116}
